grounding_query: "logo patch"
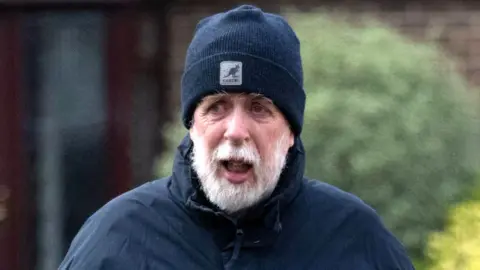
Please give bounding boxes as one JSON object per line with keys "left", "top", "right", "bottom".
{"left": 220, "top": 61, "right": 242, "bottom": 86}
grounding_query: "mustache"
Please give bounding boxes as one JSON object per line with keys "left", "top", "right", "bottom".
{"left": 211, "top": 143, "right": 261, "bottom": 167}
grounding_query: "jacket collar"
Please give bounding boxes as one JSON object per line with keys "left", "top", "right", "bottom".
{"left": 167, "top": 133, "right": 305, "bottom": 232}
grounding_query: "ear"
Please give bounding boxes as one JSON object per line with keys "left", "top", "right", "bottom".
{"left": 188, "top": 113, "right": 197, "bottom": 137}
{"left": 288, "top": 130, "right": 294, "bottom": 148}
{"left": 189, "top": 126, "right": 196, "bottom": 140}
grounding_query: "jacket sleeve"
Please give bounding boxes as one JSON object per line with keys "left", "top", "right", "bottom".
{"left": 58, "top": 197, "right": 164, "bottom": 270}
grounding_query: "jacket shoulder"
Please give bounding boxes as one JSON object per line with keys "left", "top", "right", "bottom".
{"left": 58, "top": 178, "right": 178, "bottom": 269}
{"left": 302, "top": 178, "right": 376, "bottom": 216}
{"left": 300, "top": 178, "right": 383, "bottom": 236}
{"left": 300, "top": 178, "right": 415, "bottom": 269}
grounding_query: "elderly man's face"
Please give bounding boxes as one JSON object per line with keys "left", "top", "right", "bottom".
{"left": 189, "top": 93, "right": 294, "bottom": 213}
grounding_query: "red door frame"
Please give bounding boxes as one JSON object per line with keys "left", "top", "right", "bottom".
{"left": 106, "top": 8, "right": 137, "bottom": 199}
{"left": 0, "top": 12, "right": 29, "bottom": 270}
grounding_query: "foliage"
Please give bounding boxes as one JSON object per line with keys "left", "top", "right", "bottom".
{"left": 286, "top": 11, "right": 480, "bottom": 257}
{"left": 413, "top": 257, "right": 428, "bottom": 270}
{"left": 154, "top": 118, "right": 188, "bottom": 179}
{"left": 424, "top": 181, "right": 480, "bottom": 270}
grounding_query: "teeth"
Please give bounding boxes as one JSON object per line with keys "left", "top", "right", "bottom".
{"left": 225, "top": 161, "right": 251, "bottom": 173}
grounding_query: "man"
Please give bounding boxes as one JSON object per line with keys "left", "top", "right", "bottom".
{"left": 59, "top": 5, "right": 415, "bottom": 269}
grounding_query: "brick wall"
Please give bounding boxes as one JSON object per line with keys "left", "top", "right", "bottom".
{"left": 167, "top": 1, "right": 480, "bottom": 108}
{"left": 351, "top": 2, "right": 480, "bottom": 86}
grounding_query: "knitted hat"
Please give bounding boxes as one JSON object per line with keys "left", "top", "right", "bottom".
{"left": 180, "top": 4, "right": 306, "bottom": 135}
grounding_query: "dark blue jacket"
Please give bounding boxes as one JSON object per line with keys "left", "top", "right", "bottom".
{"left": 59, "top": 135, "right": 415, "bottom": 269}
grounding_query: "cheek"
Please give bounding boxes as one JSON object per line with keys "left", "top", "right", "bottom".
{"left": 192, "top": 123, "right": 224, "bottom": 151}
{"left": 256, "top": 135, "right": 277, "bottom": 159}
{"left": 257, "top": 130, "right": 291, "bottom": 160}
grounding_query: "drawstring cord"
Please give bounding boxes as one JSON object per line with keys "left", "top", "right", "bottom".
{"left": 273, "top": 201, "right": 282, "bottom": 232}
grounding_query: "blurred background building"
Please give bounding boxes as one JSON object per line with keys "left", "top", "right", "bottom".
{"left": 1, "top": 0, "right": 480, "bottom": 269}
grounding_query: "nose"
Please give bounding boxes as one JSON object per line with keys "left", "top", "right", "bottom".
{"left": 224, "top": 108, "right": 250, "bottom": 145}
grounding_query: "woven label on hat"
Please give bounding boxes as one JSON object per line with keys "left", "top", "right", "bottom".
{"left": 220, "top": 61, "right": 242, "bottom": 86}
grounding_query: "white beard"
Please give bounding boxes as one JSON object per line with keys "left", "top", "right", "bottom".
{"left": 191, "top": 133, "right": 290, "bottom": 214}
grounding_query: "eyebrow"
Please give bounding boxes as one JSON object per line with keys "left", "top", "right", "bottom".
{"left": 201, "top": 93, "right": 227, "bottom": 104}
{"left": 251, "top": 94, "right": 273, "bottom": 104}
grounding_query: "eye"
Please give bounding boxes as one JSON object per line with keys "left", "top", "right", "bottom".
{"left": 251, "top": 101, "right": 270, "bottom": 115}
{"left": 206, "top": 100, "right": 227, "bottom": 114}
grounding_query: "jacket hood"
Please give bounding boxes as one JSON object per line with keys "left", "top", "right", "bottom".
{"left": 167, "top": 133, "right": 305, "bottom": 231}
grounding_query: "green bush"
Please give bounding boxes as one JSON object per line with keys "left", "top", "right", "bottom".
{"left": 154, "top": 118, "right": 188, "bottom": 179}
{"left": 288, "top": 11, "right": 480, "bottom": 258}
{"left": 155, "top": 11, "right": 480, "bottom": 259}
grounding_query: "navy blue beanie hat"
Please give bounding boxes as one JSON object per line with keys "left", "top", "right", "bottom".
{"left": 181, "top": 4, "right": 306, "bottom": 136}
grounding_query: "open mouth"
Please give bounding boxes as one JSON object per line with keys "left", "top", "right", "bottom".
{"left": 221, "top": 159, "right": 253, "bottom": 173}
